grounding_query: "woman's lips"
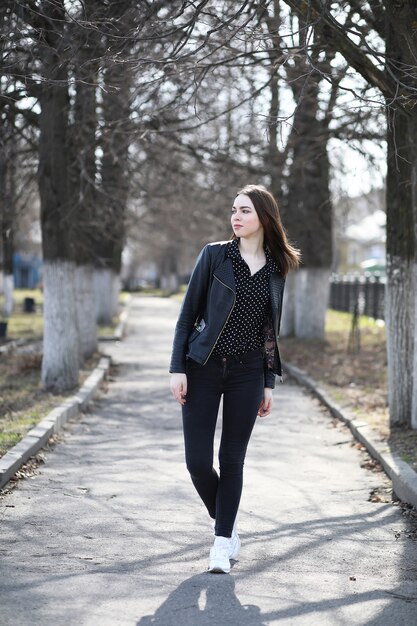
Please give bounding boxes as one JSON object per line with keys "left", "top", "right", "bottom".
{"left": 233, "top": 224, "right": 242, "bottom": 228}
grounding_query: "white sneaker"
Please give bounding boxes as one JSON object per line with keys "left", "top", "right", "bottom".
{"left": 229, "top": 529, "right": 241, "bottom": 560}
{"left": 208, "top": 537, "right": 231, "bottom": 574}
{"left": 210, "top": 515, "right": 240, "bottom": 559}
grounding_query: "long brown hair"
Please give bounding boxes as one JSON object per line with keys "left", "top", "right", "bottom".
{"left": 232, "top": 184, "right": 301, "bottom": 277}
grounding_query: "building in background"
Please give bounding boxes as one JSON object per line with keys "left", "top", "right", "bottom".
{"left": 332, "top": 187, "right": 386, "bottom": 275}
{"left": 13, "top": 252, "right": 42, "bottom": 288}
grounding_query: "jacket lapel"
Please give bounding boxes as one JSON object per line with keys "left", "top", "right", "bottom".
{"left": 213, "top": 257, "right": 236, "bottom": 291}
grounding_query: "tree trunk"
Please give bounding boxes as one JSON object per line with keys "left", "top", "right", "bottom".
{"left": 160, "top": 274, "right": 180, "bottom": 293}
{"left": 286, "top": 0, "right": 417, "bottom": 426}
{"left": 411, "top": 114, "right": 417, "bottom": 430}
{"left": 75, "top": 264, "right": 97, "bottom": 361}
{"left": 285, "top": 82, "right": 332, "bottom": 337}
{"left": 385, "top": 107, "right": 414, "bottom": 427}
{"left": 112, "top": 273, "right": 121, "bottom": 318}
{"left": 159, "top": 251, "right": 180, "bottom": 293}
{"left": 289, "top": 127, "right": 332, "bottom": 339}
{"left": 294, "top": 268, "right": 331, "bottom": 340}
{"left": 384, "top": 5, "right": 417, "bottom": 427}
{"left": 94, "top": 4, "right": 133, "bottom": 323}
{"left": 0, "top": 95, "right": 15, "bottom": 317}
{"left": 3, "top": 275, "right": 13, "bottom": 317}
{"left": 0, "top": 173, "right": 14, "bottom": 317}
{"left": 1, "top": 181, "right": 14, "bottom": 317}
{"left": 71, "top": 4, "right": 100, "bottom": 359}
{"left": 94, "top": 267, "right": 117, "bottom": 325}
{"left": 38, "top": 0, "right": 79, "bottom": 391}
{"left": 42, "top": 261, "right": 79, "bottom": 391}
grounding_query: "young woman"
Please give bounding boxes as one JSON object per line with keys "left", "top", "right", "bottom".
{"left": 169, "top": 184, "right": 301, "bottom": 573}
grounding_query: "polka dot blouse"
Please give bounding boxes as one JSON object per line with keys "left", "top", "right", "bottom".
{"left": 213, "top": 238, "right": 278, "bottom": 356}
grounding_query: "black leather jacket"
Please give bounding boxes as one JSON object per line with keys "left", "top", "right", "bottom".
{"left": 169, "top": 241, "right": 286, "bottom": 388}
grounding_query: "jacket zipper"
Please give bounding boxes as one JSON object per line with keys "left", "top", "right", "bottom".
{"left": 203, "top": 275, "right": 236, "bottom": 365}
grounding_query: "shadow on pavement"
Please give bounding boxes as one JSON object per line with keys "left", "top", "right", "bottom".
{"left": 136, "top": 572, "right": 266, "bottom": 626}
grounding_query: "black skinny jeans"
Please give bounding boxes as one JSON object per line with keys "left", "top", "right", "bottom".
{"left": 182, "top": 348, "right": 265, "bottom": 537}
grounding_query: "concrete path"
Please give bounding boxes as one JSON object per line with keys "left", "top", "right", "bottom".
{"left": 1, "top": 296, "right": 417, "bottom": 626}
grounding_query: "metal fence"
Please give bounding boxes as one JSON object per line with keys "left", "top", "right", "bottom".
{"left": 329, "top": 273, "right": 386, "bottom": 321}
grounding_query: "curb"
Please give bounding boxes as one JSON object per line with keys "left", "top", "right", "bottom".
{"left": 99, "top": 295, "right": 132, "bottom": 342}
{"left": 0, "top": 355, "right": 111, "bottom": 490}
{"left": 114, "top": 308, "right": 128, "bottom": 340}
{"left": 283, "top": 360, "right": 417, "bottom": 509}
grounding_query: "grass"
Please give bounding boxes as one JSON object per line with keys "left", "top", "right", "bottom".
{"left": 7, "top": 312, "right": 44, "bottom": 340}
{"left": 0, "top": 397, "right": 66, "bottom": 455}
{"left": 0, "top": 288, "right": 130, "bottom": 342}
{"left": 4, "top": 288, "right": 44, "bottom": 306}
{"left": 0, "top": 289, "right": 44, "bottom": 340}
{"left": 170, "top": 285, "right": 187, "bottom": 301}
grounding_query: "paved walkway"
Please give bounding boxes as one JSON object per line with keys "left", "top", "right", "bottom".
{"left": 1, "top": 296, "right": 417, "bottom": 626}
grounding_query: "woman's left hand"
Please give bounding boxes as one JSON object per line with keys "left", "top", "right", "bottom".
{"left": 258, "top": 388, "right": 273, "bottom": 417}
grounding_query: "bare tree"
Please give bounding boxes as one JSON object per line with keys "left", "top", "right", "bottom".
{"left": 1, "top": 6, "right": 23, "bottom": 316}
{"left": 280, "top": 1, "right": 416, "bottom": 427}
{"left": 70, "top": 0, "right": 101, "bottom": 359}
{"left": 36, "top": 0, "right": 79, "bottom": 390}
{"left": 261, "top": 1, "right": 335, "bottom": 340}
{"left": 0, "top": 106, "right": 16, "bottom": 317}
{"left": 93, "top": 2, "right": 135, "bottom": 324}
{"left": 130, "top": 0, "right": 383, "bottom": 345}
{"left": 3, "top": 0, "right": 397, "bottom": 407}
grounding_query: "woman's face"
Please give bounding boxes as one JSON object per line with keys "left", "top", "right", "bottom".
{"left": 231, "top": 194, "right": 263, "bottom": 239}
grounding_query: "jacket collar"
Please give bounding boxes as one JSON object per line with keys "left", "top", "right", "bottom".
{"left": 213, "top": 240, "right": 283, "bottom": 291}
{"left": 227, "top": 238, "right": 279, "bottom": 275}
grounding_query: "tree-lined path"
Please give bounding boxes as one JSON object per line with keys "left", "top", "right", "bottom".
{"left": 1, "top": 296, "right": 416, "bottom": 626}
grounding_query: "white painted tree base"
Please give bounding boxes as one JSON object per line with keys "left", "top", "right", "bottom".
{"left": 94, "top": 268, "right": 119, "bottom": 325}
{"left": 294, "top": 268, "right": 330, "bottom": 340}
{"left": 75, "top": 264, "right": 97, "bottom": 362}
{"left": 111, "top": 273, "right": 121, "bottom": 319}
{"left": 160, "top": 273, "right": 179, "bottom": 293}
{"left": 386, "top": 254, "right": 414, "bottom": 427}
{"left": 414, "top": 260, "right": 417, "bottom": 429}
{"left": 42, "top": 261, "right": 79, "bottom": 391}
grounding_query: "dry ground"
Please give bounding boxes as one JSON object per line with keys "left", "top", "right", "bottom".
{"left": 281, "top": 310, "right": 417, "bottom": 473}
{"left": 0, "top": 350, "right": 104, "bottom": 456}
{"left": 0, "top": 287, "right": 127, "bottom": 457}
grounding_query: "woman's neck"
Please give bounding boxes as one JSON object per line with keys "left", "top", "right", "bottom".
{"left": 238, "top": 235, "right": 264, "bottom": 258}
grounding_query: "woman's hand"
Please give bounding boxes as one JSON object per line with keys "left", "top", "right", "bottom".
{"left": 170, "top": 373, "right": 188, "bottom": 405}
{"left": 258, "top": 388, "right": 273, "bottom": 417}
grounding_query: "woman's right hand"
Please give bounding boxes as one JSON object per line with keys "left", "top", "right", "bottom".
{"left": 170, "top": 373, "right": 187, "bottom": 405}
